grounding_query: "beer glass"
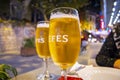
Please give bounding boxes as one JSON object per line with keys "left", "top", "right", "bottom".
{"left": 49, "top": 7, "right": 81, "bottom": 80}
{"left": 35, "top": 21, "right": 51, "bottom": 80}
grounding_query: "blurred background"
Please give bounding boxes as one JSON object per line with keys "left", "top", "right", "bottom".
{"left": 1, "top": 0, "right": 120, "bottom": 53}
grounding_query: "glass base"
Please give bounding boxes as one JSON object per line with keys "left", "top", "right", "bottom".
{"left": 37, "top": 73, "right": 58, "bottom": 80}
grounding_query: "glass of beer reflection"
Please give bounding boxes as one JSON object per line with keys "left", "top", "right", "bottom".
{"left": 49, "top": 7, "right": 81, "bottom": 80}
{"left": 35, "top": 21, "right": 51, "bottom": 80}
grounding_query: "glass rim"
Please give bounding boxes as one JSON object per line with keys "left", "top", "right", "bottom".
{"left": 37, "top": 21, "right": 49, "bottom": 23}
{"left": 50, "top": 7, "right": 78, "bottom": 14}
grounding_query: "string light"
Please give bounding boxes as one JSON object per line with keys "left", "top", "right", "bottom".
{"left": 108, "top": 0, "right": 120, "bottom": 26}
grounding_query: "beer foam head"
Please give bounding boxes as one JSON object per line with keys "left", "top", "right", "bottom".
{"left": 37, "top": 23, "right": 49, "bottom": 28}
{"left": 50, "top": 13, "right": 79, "bottom": 20}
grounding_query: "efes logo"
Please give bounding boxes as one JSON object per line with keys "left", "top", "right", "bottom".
{"left": 49, "top": 35, "right": 68, "bottom": 42}
{"left": 36, "top": 37, "right": 45, "bottom": 43}
{"left": 36, "top": 31, "right": 45, "bottom": 43}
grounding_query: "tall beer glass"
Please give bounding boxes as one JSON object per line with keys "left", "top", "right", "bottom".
{"left": 35, "top": 21, "right": 51, "bottom": 80}
{"left": 49, "top": 7, "right": 81, "bottom": 80}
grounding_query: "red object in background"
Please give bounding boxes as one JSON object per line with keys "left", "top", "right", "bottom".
{"left": 58, "top": 76, "right": 83, "bottom": 80}
{"left": 100, "top": 15, "right": 105, "bottom": 29}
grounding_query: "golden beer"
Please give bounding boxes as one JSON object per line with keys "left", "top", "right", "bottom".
{"left": 35, "top": 24, "right": 50, "bottom": 58}
{"left": 49, "top": 16, "right": 81, "bottom": 69}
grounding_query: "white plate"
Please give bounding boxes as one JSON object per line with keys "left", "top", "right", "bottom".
{"left": 77, "top": 67, "right": 120, "bottom": 80}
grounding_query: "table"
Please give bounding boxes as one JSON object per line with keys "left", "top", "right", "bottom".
{"left": 12, "top": 60, "right": 61, "bottom": 80}
{"left": 12, "top": 60, "right": 98, "bottom": 80}
{"left": 12, "top": 50, "right": 99, "bottom": 80}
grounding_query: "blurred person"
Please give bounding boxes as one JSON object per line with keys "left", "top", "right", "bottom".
{"left": 96, "top": 22, "right": 120, "bottom": 69}
{"left": 81, "top": 39, "right": 88, "bottom": 52}
{"left": 81, "top": 30, "right": 89, "bottom": 53}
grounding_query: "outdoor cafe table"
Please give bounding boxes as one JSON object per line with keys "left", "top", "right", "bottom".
{"left": 12, "top": 60, "right": 120, "bottom": 80}
{"left": 12, "top": 60, "right": 61, "bottom": 80}
{"left": 12, "top": 57, "right": 98, "bottom": 80}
